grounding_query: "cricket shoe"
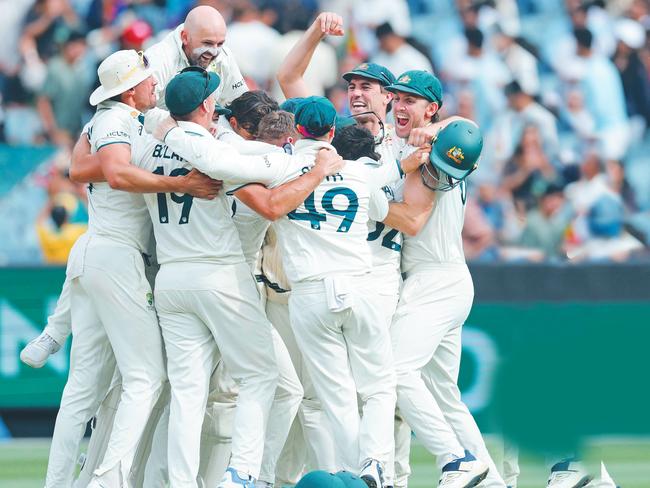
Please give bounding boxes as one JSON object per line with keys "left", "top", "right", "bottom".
{"left": 20, "top": 331, "right": 61, "bottom": 368}
{"left": 360, "top": 459, "right": 385, "bottom": 488}
{"left": 584, "top": 462, "right": 619, "bottom": 488}
{"left": 218, "top": 467, "right": 256, "bottom": 488}
{"left": 547, "top": 459, "right": 592, "bottom": 488}
{"left": 438, "top": 451, "right": 489, "bottom": 488}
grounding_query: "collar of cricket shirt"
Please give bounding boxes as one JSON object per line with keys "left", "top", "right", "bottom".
{"left": 176, "top": 120, "right": 212, "bottom": 138}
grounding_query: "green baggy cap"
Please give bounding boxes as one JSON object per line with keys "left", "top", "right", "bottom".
{"left": 165, "top": 67, "right": 221, "bottom": 116}
{"left": 386, "top": 70, "right": 443, "bottom": 107}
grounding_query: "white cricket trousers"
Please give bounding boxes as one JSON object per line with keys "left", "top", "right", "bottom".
{"left": 391, "top": 264, "right": 505, "bottom": 487}
{"left": 289, "top": 275, "right": 397, "bottom": 473}
{"left": 46, "top": 237, "right": 166, "bottom": 487}
{"left": 155, "top": 261, "right": 287, "bottom": 486}
{"left": 368, "top": 268, "right": 410, "bottom": 488}
{"left": 43, "top": 276, "right": 73, "bottom": 345}
{"left": 267, "top": 297, "right": 337, "bottom": 484}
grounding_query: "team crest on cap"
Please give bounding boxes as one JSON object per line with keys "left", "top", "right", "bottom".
{"left": 358, "top": 63, "right": 369, "bottom": 70}
{"left": 398, "top": 75, "right": 411, "bottom": 83}
{"left": 447, "top": 146, "right": 465, "bottom": 164}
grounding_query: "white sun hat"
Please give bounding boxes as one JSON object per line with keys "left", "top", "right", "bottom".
{"left": 89, "top": 49, "right": 152, "bottom": 106}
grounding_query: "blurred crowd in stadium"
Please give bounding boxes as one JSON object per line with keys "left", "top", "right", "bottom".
{"left": 2, "top": 0, "right": 650, "bottom": 264}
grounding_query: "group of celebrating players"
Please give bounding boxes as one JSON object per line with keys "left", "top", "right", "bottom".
{"left": 19, "top": 6, "right": 503, "bottom": 488}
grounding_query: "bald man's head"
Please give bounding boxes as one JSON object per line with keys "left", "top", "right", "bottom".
{"left": 181, "top": 6, "right": 227, "bottom": 68}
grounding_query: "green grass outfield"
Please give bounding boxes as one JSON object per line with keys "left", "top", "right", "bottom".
{"left": 1, "top": 436, "right": 649, "bottom": 487}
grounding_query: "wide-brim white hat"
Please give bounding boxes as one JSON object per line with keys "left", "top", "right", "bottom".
{"left": 89, "top": 49, "right": 153, "bottom": 106}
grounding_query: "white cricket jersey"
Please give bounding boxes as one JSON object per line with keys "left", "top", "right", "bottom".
{"left": 226, "top": 132, "right": 284, "bottom": 268}
{"left": 397, "top": 143, "right": 468, "bottom": 273}
{"left": 145, "top": 24, "right": 248, "bottom": 109}
{"left": 86, "top": 101, "right": 153, "bottom": 253}
{"left": 135, "top": 121, "right": 312, "bottom": 265}
{"left": 274, "top": 140, "right": 393, "bottom": 284}
{"left": 366, "top": 125, "right": 404, "bottom": 276}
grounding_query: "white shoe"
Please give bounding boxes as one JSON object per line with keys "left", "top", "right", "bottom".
{"left": 218, "top": 467, "right": 255, "bottom": 488}
{"left": 438, "top": 451, "right": 489, "bottom": 488}
{"left": 20, "top": 331, "right": 61, "bottom": 368}
{"left": 360, "top": 459, "right": 385, "bottom": 488}
{"left": 547, "top": 459, "right": 592, "bottom": 488}
{"left": 584, "top": 462, "right": 618, "bottom": 488}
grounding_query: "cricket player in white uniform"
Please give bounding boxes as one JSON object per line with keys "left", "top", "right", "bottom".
{"left": 145, "top": 5, "right": 247, "bottom": 110}
{"left": 277, "top": 14, "right": 419, "bottom": 486}
{"left": 44, "top": 50, "right": 220, "bottom": 488}
{"left": 233, "top": 111, "right": 339, "bottom": 484}
{"left": 137, "top": 69, "right": 346, "bottom": 488}
{"left": 381, "top": 70, "right": 501, "bottom": 488}
{"left": 264, "top": 96, "right": 399, "bottom": 488}
{"left": 200, "top": 106, "right": 346, "bottom": 488}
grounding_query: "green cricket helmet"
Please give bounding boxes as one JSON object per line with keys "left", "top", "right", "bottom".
{"left": 422, "top": 119, "right": 482, "bottom": 191}
{"left": 296, "top": 470, "right": 346, "bottom": 488}
{"left": 334, "top": 471, "right": 368, "bottom": 488}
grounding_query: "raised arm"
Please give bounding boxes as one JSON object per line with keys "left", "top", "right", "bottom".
{"left": 276, "top": 12, "right": 344, "bottom": 99}
{"left": 235, "top": 149, "right": 345, "bottom": 221}
{"left": 382, "top": 171, "right": 436, "bottom": 237}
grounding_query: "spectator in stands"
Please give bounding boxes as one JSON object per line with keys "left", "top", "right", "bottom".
{"left": 372, "top": 21, "right": 433, "bottom": 77}
{"left": 568, "top": 194, "right": 644, "bottom": 261}
{"left": 226, "top": 0, "right": 281, "bottom": 89}
{"left": 120, "top": 20, "right": 153, "bottom": 51}
{"left": 564, "top": 150, "right": 610, "bottom": 215}
{"left": 612, "top": 18, "right": 650, "bottom": 129}
{"left": 493, "top": 24, "right": 540, "bottom": 97}
{"left": 491, "top": 80, "right": 559, "bottom": 169}
{"left": 518, "top": 182, "right": 574, "bottom": 260}
{"left": 36, "top": 29, "right": 92, "bottom": 147}
{"left": 350, "top": 0, "right": 412, "bottom": 56}
{"left": 574, "top": 27, "right": 630, "bottom": 160}
{"left": 35, "top": 193, "right": 86, "bottom": 264}
{"left": 501, "top": 124, "right": 557, "bottom": 213}
{"left": 463, "top": 197, "right": 498, "bottom": 261}
{"left": 558, "top": 88, "right": 597, "bottom": 147}
{"left": 20, "top": 0, "right": 80, "bottom": 62}
{"left": 450, "top": 26, "right": 510, "bottom": 131}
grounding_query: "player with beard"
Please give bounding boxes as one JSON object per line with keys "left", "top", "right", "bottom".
{"left": 145, "top": 5, "right": 248, "bottom": 110}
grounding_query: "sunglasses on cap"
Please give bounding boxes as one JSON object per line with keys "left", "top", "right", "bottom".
{"left": 122, "top": 50, "right": 150, "bottom": 82}
{"left": 180, "top": 66, "right": 211, "bottom": 101}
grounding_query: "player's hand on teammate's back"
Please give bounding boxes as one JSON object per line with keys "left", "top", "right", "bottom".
{"left": 152, "top": 116, "right": 179, "bottom": 141}
{"left": 182, "top": 169, "right": 222, "bottom": 200}
{"left": 400, "top": 145, "right": 432, "bottom": 174}
{"left": 313, "top": 148, "right": 345, "bottom": 177}
{"left": 316, "top": 12, "right": 344, "bottom": 36}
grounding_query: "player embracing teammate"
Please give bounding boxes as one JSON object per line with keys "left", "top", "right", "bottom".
{"left": 21, "top": 6, "right": 507, "bottom": 488}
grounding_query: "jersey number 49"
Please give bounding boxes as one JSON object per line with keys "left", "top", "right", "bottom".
{"left": 288, "top": 187, "right": 358, "bottom": 233}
